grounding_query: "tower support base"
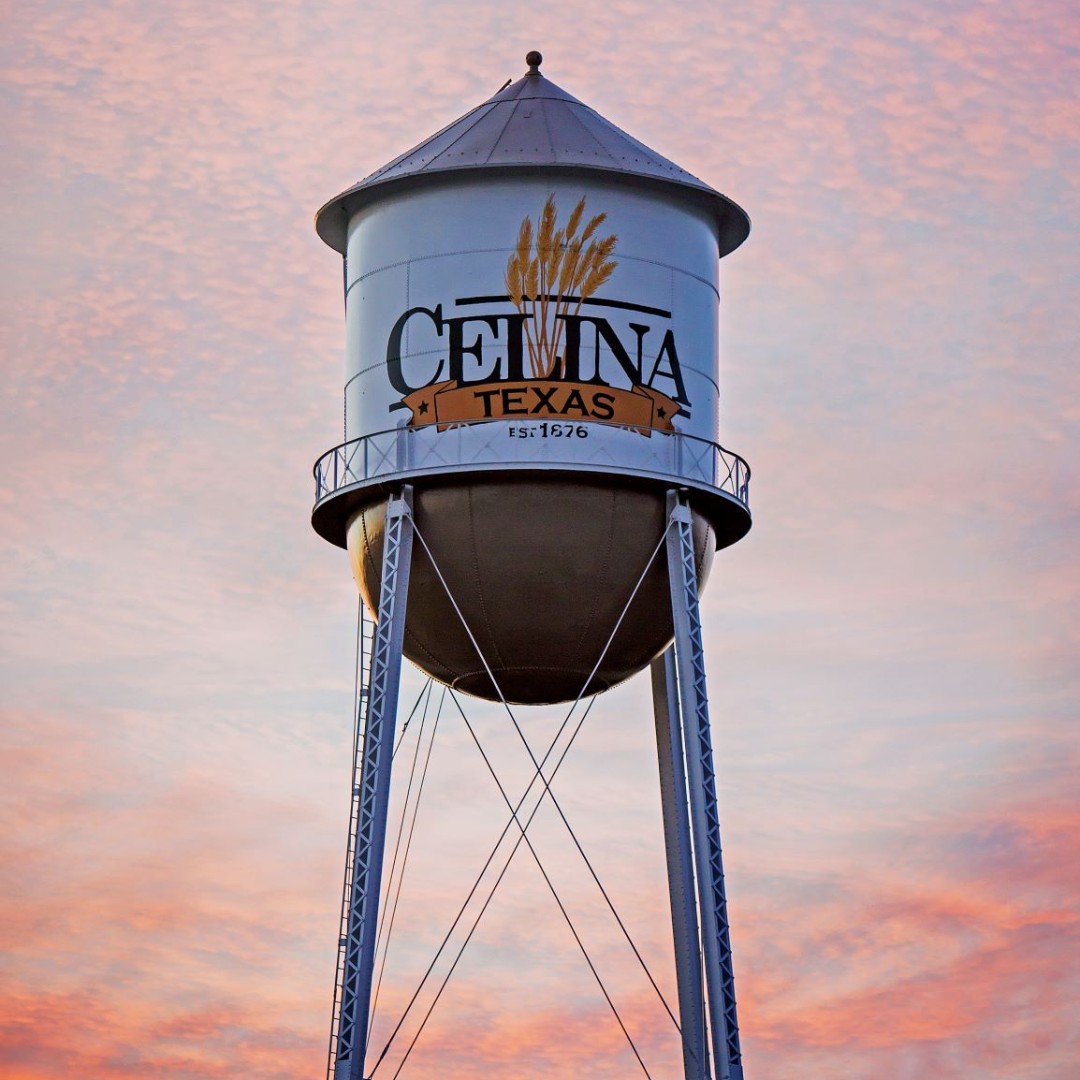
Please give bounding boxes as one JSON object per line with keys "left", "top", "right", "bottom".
{"left": 661, "top": 490, "right": 744, "bottom": 1080}
{"left": 328, "top": 485, "right": 745, "bottom": 1080}
{"left": 334, "top": 488, "right": 415, "bottom": 1080}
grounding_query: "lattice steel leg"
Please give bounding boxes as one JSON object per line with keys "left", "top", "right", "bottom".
{"left": 327, "top": 607, "right": 375, "bottom": 1080}
{"left": 665, "top": 491, "right": 743, "bottom": 1080}
{"left": 652, "top": 650, "right": 710, "bottom": 1080}
{"left": 335, "top": 488, "right": 415, "bottom": 1080}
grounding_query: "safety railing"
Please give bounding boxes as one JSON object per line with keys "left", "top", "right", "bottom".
{"left": 314, "top": 421, "right": 750, "bottom": 510}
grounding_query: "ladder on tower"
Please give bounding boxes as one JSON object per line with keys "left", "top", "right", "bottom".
{"left": 327, "top": 604, "right": 375, "bottom": 1080}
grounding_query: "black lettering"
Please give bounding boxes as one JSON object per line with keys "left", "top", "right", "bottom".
{"left": 473, "top": 388, "right": 500, "bottom": 418}
{"left": 503, "top": 313, "right": 531, "bottom": 381}
{"left": 386, "top": 304, "right": 445, "bottom": 400}
{"left": 647, "top": 329, "right": 690, "bottom": 407}
{"left": 447, "top": 315, "right": 502, "bottom": 385}
{"left": 555, "top": 315, "right": 648, "bottom": 386}
{"left": 614, "top": 322, "right": 650, "bottom": 384}
{"left": 591, "top": 317, "right": 647, "bottom": 385}
{"left": 590, "top": 392, "right": 616, "bottom": 420}
{"left": 501, "top": 387, "right": 528, "bottom": 415}
{"left": 530, "top": 385, "right": 559, "bottom": 414}
{"left": 562, "top": 387, "right": 589, "bottom": 416}
{"left": 555, "top": 315, "right": 601, "bottom": 383}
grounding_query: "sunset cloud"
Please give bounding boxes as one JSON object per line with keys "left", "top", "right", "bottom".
{"left": 3, "top": 0, "right": 1076, "bottom": 1076}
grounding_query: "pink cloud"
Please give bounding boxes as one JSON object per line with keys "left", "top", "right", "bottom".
{"left": 3, "top": 1, "right": 1076, "bottom": 1077}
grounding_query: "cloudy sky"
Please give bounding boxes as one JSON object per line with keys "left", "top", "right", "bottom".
{"left": 3, "top": 1, "right": 1077, "bottom": 1078}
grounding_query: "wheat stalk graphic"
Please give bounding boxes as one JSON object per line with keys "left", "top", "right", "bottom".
{"left": 505, "top": 195, "right": 619, "bottom": 378}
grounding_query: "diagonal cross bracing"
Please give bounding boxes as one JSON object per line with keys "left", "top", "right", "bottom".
{"left": 369, "top": 520, "right": 681, "bottom": 1076}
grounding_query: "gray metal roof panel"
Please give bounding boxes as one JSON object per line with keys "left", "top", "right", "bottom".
{"left": 316, "top": 62, "right": 750, "bottom": 256}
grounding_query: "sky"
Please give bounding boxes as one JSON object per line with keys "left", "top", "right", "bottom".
{"left": 2, "top": 1, "right": 1078, "bottom": 1078}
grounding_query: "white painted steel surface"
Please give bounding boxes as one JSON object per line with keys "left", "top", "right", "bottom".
{"left": 342, "top": 176, "right": 725, "bottom": 486}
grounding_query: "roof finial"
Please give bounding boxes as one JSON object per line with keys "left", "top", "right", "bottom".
{"left": 526, "top": 50, "right": 543, "bottom": 75}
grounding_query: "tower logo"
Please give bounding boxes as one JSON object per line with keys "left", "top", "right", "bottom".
{"left": 387, "top": 196, "right": 690, "bottom": 434}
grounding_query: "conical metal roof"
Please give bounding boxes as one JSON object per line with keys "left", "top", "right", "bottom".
{"left": 315, "top": 53, "right": 750, "bottom": 257}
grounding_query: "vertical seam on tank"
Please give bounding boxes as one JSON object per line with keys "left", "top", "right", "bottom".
{"left": 343, "top": 257, "right": 349, "bottom": 440}
{"left": 399, "top": 509, "right": 454, "bottom": 672}
{"left": 360, "top": 509, "right": 379, "bottom": 616}
{"left": 575, "top": 487, "right": 617, "bottom": 652}
{"left": 467, "top": 485, "right": 506, "bottom": 671}
{"left": 403, "top": 625, "right": 447, "bottom": 669}
{"left": 538, "top": 100, "right": 557, "bottom": 164}
{"left": 483, "top": 100, "right": 523, "bottom": 164}
{"left": 558, "top": 100, "right": 617, "bottom": 164}
{"left": 414, "top": 102, "right": 499, "bottom": 172}
{"left": 365, "top": 500, "right": 451, "bottom": 673}
{"left": 404, "top": 261, "right": 411, "bottom": 355}
{"left": 693, "top": 513, "right": 712, "bottom": 581}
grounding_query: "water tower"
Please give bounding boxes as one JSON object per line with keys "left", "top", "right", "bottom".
{"left": 311, "top": 52, "right": 752, "bottom": 1080}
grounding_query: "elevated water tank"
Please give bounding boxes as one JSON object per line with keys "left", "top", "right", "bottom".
{"left": 312, "top": 53, "right": 751, "bottom": 704}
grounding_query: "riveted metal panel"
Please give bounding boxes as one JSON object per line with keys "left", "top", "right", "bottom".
{"left": 315, "top": 71, "right": 749, "bottom": 256}
{"left": 342, "top": 176, "right": 723, "bottom": 461}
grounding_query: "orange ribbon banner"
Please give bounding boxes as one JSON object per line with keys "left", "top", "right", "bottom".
{"left": 402, "top": 379, "right": 679, "bottom": 435}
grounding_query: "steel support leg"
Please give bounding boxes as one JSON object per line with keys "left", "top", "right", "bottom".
{"left": 335, "top": 488, "right": 415, "bottom": 1080}
{"left": 652, "top": 650, "right": 710, "bottom": 1080}
{"left": 665, "top": 491, "right": 743, "bottom": 1080}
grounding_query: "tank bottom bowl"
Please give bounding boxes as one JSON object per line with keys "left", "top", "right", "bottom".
{"left": 346, "top": 474, "right": 715, "bottom": 705}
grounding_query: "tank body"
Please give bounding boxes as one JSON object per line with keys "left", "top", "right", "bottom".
{"left": 343, "top": 176, "right": 722, "bottom": 449}
{"left": 312, "top": 68, "right": 751, "bottom": 704}
{"left": 348, "top": 477, "right": 715, "bottom": 703}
